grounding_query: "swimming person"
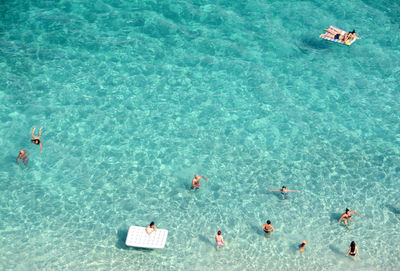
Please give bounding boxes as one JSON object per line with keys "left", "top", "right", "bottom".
{"left": 31, "top": 127, "right": 43, "bottom": 152}
{"left": 145, "top": 222, "right": 157, "bottom": 235}
{"left": 346, "top": 241, "right": 359, "bottom": 260}
{"left": 192, "top": 174, "right": 208, "bottom": 189}
{"left": 269, "top": 186, "right": 300, "bottom": 199}
{"left": 16, "top": 150, "right": 29, "bottom": 166}
{"left": 338, "top": 208, "right": 361, "bottom": 229}
{"left": 215, "top": 231, "right": 225, "bottom": 247}
{"left": 261, "top": 220, "right": 274, "bottom": 238}
{"left": 299, "top": 240, "right": 310, "bottom": 253}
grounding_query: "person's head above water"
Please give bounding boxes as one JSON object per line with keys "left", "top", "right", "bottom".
{"left": 346, "top": 208, "right": 350, "bottom": 213}
{"left": 217, "top": 231, "right": 221, "bottom": 235}
{"left": 31, "top": 139, "right": 40, "bottom": 145}
{"left": 149, "top": 221, "right": 155, "bottom": 227}
{"left": 266, "top": 220, "right": 271, "bottom": 224}
{"left": 350, "top": 29, "right": 356, "bottom": 34}
{"left": 282, "top": 186, "right": 286, "bottom": 189}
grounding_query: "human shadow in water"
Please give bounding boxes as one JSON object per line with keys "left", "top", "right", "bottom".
{"left": 298, "top": 37, "right": 331, "bottom": 53}
{"left": 115, "top": 229, "right": 153, "bottom": 252}
{"left": 198, "top": 234, "right": 214, "bottom": 246}
{"left": 330, "top": 213, "right": 342, "bottom": 223}
{"left": 250, "top": 224, "right": 265, "bottom": 237}
{"left": 329, "top": 244, "right": 343, "bottom": 256}
{"left": 386, "top": 204, "right": 400, "bottom": 215}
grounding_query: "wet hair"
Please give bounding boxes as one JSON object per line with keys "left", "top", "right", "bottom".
{"left": 346, "top": 208, "right": 350, "bottom": 213}
{"left": 282, "top": 186, "right": 286, "bottom": 189}
{"left": 217, "top": 231, "right": 221, "bottom": 235}
{"left": 32, "top": 139, "right": 40, "bottom": 144}
{"left": 350, "top": 241, "right": 356, "bottom": 252}
{"left": 300, "top": 242, "right": 306, "bottom": 248}
{"left": 267, "top": 220, "right": 271, "bottom": 224}
{"left": 350, "top": 29, "right": 356, "bottom": 34}
{"left": 149, "top": 221, "right": 155, "bottom": 227}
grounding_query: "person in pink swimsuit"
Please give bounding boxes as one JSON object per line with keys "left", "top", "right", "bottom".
{"left": 16, "top": 150, "right": 29, "bottom": 166}
{"left": 215, "top": 231, "right": 225, "bottom": 247}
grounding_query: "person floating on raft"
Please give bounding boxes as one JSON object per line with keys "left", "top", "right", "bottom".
{"left": 320, "top": 26, "right": 361, "bottom": 45}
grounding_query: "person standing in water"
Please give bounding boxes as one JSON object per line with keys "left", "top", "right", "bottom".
{"left": 31, "top": 127, "right": 43, "bottom": 152}
{"left": 299, "top": 240, "right": 310, "bottom": 253}
{"left": 192, "top": 174, "right": 208, "bottom": 189}
{"left": 215, "top": 231, "right": 225, "bottom": 247}
{"left": 16, "top": 150, "right": 29, "bottom": 166}
{"left": 346, "top": 241, "right": 359, "bottom": 260}
{"left": 261, "top": 220, "right": 274, "bottom": 238}
{"left": 269, "top": 186, "right": 300, "bottom": 199}
{"left": 338, "top": 208, "right": 361, "bottom": 230}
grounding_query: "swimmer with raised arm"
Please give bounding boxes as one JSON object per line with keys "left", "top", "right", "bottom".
{"left": 192, "top": 174, "right": 208, "bottom": 189}
{"left": 215, "top": 231, "right": 225, "bottom": 247}
{"left": 31, "top": 127, "right": 43, "bottom": 152}
{"left": 16, "top": 150, "right": 29, "bottom": 166}
{"left": 145, "top": 221, "right": 157, "bottom": 235}
{"left": 338, "top": 208, "right": 361, "bottom": 230}
{"left": 269, "top": 186, "right": 300, "bottom": 199}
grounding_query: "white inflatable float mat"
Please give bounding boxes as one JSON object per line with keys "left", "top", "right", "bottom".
{"left": 125, "top": 226, "right": 168, "bottom": 249}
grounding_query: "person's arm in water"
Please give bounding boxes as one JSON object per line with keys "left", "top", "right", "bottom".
{"left": 345, "top": 246, "right": 351, "bottom": 256}
{"left": 338, "top": 214, "right": 344, "bottom": 224}
{"left": 287, "top": 189, "right": 300, "bottom": 192}
{"left": 39, "top": 141, "right": 43, "bottom": 152}
{"left": 269, "top": 189, "right": 281, "bottom": 192}
{"left": 16, "top": 154, "right": 21, "bottom": 166}
{"left": 355, "top": 246, "right": 359, "bottom": 256}
{"left": 261, "top": 224, "right": 266, "bottom": 231}
{"left": 200, "top": 176, "right": 208, "bottom": 181}
{"left": 351, "top": 211, "right": 361, "bottom": 216}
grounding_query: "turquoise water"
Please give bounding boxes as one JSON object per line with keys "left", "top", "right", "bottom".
{"left": 1, "top": 0, "right": 399, "bottom": 270}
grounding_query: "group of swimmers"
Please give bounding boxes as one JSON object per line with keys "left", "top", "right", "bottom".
{"left": 191, "top": 179, "right": 361, "bottom": 258}
{"left": 16, "top": 128, "right": 43, "bottom": 166}
{"left": 19, "top": 130, "right": 361, "bottom": 258}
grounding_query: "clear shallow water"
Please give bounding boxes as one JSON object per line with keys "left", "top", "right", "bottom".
{"left": 0, "top": 0, "right": 399, "bottom": 270}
